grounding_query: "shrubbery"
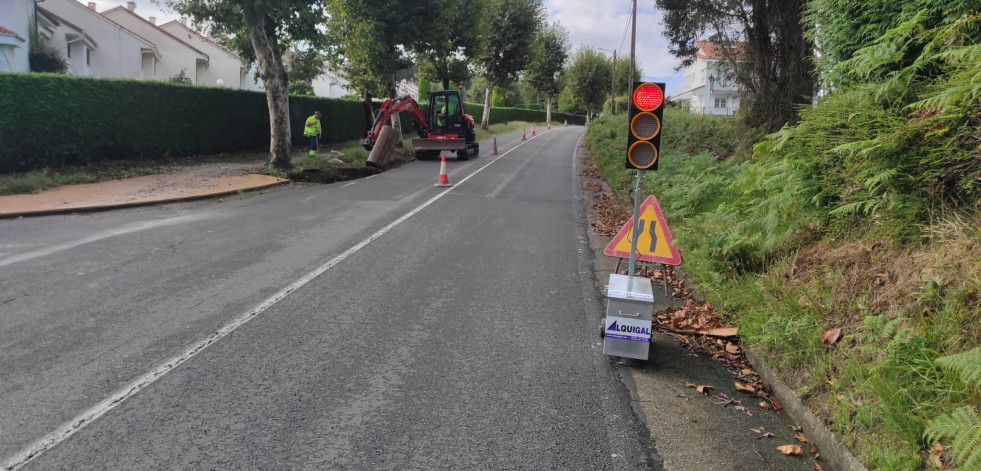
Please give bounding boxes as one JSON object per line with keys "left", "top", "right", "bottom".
{"left": 0, "top": 74, "right": 365, "bottom": 172}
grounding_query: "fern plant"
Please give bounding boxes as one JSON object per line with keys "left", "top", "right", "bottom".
{"left": 925, "top": 347, "right": 981, "bottom": 469}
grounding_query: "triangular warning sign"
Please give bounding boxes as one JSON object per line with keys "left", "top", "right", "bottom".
{"left": 604, "top": 195, "right": 681, "bottom": 265}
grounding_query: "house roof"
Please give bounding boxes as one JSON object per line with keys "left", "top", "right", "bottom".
{"left": 695, "top": 41, "right": 748, "bottom": 61}
{"left": 159, "top": 21, "right": 241, "bottom": 61}
{"left": 102, "top": 6, "right": 209, "bottom": 59}
{"left": 36, "top": 6, "right": 99, "bottom": 48}
{"left": 0, "top": 26, "right": 19, "bottom": 38}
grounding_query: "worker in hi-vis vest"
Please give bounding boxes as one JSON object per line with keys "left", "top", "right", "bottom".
{"left": 304, "top": 111, "right": 323, "bottom": 156}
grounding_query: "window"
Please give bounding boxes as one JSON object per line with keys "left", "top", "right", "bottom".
{"left": 714, "top": 98, "right": 727, "bottom": 109}
{"left": 66, "top": 45, "right": 71, "bottom": 59}
{"left": 85, "top": 47, "right": 90, "bottom": 66}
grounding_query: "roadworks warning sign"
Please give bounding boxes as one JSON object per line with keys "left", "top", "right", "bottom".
{"left": 604, "top": 195, "right": 681, "bottom": 265}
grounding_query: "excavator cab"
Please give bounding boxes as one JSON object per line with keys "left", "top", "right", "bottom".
{"left": 429, "top": 92, "right": 464, "bottom": 134}
{"left": 413, "top": 90, "right": 479, "bottom": 160}
{"left": 362, "top": 89, "right": 478, "bottom": 161}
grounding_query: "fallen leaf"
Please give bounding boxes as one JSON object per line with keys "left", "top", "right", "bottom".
{"left": 707, "top": 326, "right": 739, "bottom": 337}
{"left": 809, "top": 443, "right": 818, "bottom": 454}
{"left": 929, "top": 442, "right": 944, "bottom": 469}
{"left": 814, "top": 464, "right": 824, "bottom": 471}
{"left": 686, "top": 382, "right": 696, "bottom": 388}
{"left": 821, "top": 327, "right": 842, "bottom": 345}
{"left": 741, "top": 368, "right": 755, "bottom": 376}
{"left": 777, "top": 445, "right": 805, "bottom": 456}
{"left": 759, "top": 401, "right": 771, "bottom": 410}
{"left": 750, "top": 427, "right": 765, "bottom": 434}
{"left": 759, "top": 432, "right": 775, "bottom": 439}
{"left": 794, "top": 433, "right": 810, "bottom": 443}
{"left": 735, "top": 381, "right": 755, "bottom": 393}
{"left": 726, "top": 343, "right": 742, "bottom": 354}
{"left": 696, "top": 385, "right": 714, "bottom": 395}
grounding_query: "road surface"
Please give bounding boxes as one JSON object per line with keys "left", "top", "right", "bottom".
{"left": 0, "top": 127, "right": 661, "bottom": 470}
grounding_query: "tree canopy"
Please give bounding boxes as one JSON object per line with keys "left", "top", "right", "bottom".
{"left": 565, "top": 47, "right": 612, "bottom": 116}
{"left": 166, "top": 0, "right": 329, "bottom": 169}
{"left": 656, "top": 0, "right": 816, "bottom": 131}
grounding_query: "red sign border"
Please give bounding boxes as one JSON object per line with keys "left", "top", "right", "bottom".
{"left": 603, "top": 195, "right": 681, "bottom": 265}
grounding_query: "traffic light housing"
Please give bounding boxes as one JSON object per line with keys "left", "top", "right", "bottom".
{"left": 626, "top": 82, "right": 665, "bottom": 171}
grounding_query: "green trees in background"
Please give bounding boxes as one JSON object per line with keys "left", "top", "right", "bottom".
{"left": 414, "top": 0, "right": 482, "bottom": 91}
{"left": 474, "top": 0, "right": 545, "bottom": 129}
{"left": 526, "top": 21, "right": 570, "bottom": 123}
{"left": 564, "top": 47, "right": 612, "bottom": 117}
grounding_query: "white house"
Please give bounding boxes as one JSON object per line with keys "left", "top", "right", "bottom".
{"left": 39, "top": 0, "right": 158, "bottom": 79}
{"left": 158, "top": 20, "right": 262, "bottom": 90}
{"left": 0, "top": 0, "right": 32, "bottom": 73}
{"left": 311, "top": 68, "right": 354, "bottom": 98}
{"left": 672, "top": 41, "right": 749, "bottom": 116}
{"left": 102, "top": 3, "right": 209, "bottom": 84}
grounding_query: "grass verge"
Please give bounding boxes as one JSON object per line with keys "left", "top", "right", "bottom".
{"left": 586, "top": 112, "right": 981, "bottom": 470}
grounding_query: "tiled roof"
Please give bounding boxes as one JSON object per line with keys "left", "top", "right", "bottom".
{"left": 695, "top": 41, "right": 748, "bottom": 61}
{"left": 0, "top": 26, "right": 19, "bottom": 37}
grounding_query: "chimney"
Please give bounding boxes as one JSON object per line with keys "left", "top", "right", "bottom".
{"left": 126, "top": 1, "right": 136, "bottom": 11}
{"left": 179, "top": 17, "right": 187, "bottom": 26}
{"left": 149, "top": 17, "right": 156, "bottom": 25}
{"left": 87, "top": 2, "right": 96, "bottom": 11}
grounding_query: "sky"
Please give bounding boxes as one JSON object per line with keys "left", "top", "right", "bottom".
{"left": 91, "top": 0, "right": 684, "bottom": 93}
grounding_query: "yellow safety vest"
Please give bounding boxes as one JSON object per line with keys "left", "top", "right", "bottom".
{"left": 304, "top": 115, "right": 321, "bottom": 137}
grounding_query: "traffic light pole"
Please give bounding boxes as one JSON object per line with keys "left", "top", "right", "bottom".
{"left": 627, "top": 170, "right": 644, "bottom": 291}
{"left": 626, "top": 0, "right": 641, "bottom": 292}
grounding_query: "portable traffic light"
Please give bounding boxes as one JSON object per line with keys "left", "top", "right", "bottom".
{"left": 626, "top": 82, "right": 665, "bottom": 170}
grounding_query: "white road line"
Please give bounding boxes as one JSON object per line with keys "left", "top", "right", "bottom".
{"left": 342, "top": 181, "right": 358, "bottom": 188}
{"left": 0, "top": 214, "right": 211, "bottom": 268}
{"left": 1, "top": 130, "right": 543, "bottom": 471}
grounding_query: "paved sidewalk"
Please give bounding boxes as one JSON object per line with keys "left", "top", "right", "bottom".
{"left": 0, "top": 170, "right": 288, "bottom": 218}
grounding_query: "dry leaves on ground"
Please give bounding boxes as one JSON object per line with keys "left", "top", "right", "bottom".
{"left": 821, "top": 327, "right": 842, "bottom": 345}
{"left": 777, "top": 444, "right": 805, "bottom": 456}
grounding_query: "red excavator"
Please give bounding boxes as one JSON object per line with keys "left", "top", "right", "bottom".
{"left": 361, "top": 89, "right": 479, "bottom": 160}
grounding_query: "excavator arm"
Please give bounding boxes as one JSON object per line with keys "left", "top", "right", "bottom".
{"left": 361, "top": 95, "right": 429, "bottom": 150}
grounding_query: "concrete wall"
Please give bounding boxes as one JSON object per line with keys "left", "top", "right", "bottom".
{"left": 159, "top": 21, "right": 251, "bottom": 89}
{"left": 0, "top": 0, "right": 31, "bottom": 73}
{"left": 42, "top": 0, "right": 148, "bottom": 79}
{"left": 103, "top": 7, "right": 206, "bottom": 84}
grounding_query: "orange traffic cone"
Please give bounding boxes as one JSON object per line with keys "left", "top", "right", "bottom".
{"left": 522, "top": 129, "right": 527, "bottom": 140}
{"left": 532, "top": 124, "right": 536, "bottom": 136}
{"left": 492, "top": 136, "right": 498, "bottom": 155}
{"left": 547, "top": 121, "right": 551, "bottom": 130}
{"left": 435, "top": 153, "right": 452, "bottom": 187}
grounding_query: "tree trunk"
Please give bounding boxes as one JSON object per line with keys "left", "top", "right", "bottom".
{"left": 363, "top": 92, "right": 374, "bottom": 131}
{"left": 242, "top": 5, "right": 291, "bottom": 170}
{"left": 546, "top": 97, "right": 552, "bottom": 124}
{"left": 442, "top": 78, "right": 450, "bottom": 91}
{"left": 481, "top": 87, "right": 491, "bottom": 130}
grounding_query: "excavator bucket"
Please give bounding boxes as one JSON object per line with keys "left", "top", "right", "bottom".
{"left": 411, "top": 137, "right": 466, "bottom": 152}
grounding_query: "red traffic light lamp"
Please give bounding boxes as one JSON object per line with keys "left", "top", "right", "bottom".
{"left": 626, "top": 82, "right": 665, "bottom": 170}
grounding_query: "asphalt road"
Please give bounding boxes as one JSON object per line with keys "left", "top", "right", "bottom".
{"left": 0, "top": 127, "right": 662, "bottom": 470}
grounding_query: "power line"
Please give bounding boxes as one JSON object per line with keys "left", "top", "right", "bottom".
{"left": 617, "top": 5, "right": 631, "bottom": 52}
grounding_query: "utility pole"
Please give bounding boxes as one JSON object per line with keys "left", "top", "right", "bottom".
{"left": 611, "top": 49, "right": 617, "bottom": 115}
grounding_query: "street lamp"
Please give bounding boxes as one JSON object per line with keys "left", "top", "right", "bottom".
{"left": 597, "top": 47, "right": 617, "bottom": 115}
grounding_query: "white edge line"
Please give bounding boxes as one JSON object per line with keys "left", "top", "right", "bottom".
{"left": 342, "top": 181, "right": 358, "bottom": 188}
{"left": 1, "top": 129, "right": 542, "bottom": 471}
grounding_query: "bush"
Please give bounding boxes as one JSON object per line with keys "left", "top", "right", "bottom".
{"left": 0, "top": 74, "right": 367, "bottom": 172}
{"left": 29, "top": 48, "right": 67, "bottom": 74}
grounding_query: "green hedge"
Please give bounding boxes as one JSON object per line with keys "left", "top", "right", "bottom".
{"left": 460, "top": 102, "right": 585, "bottom": 126}
{"left": 0, "top": 73, "right": 366, "bottom": 172}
